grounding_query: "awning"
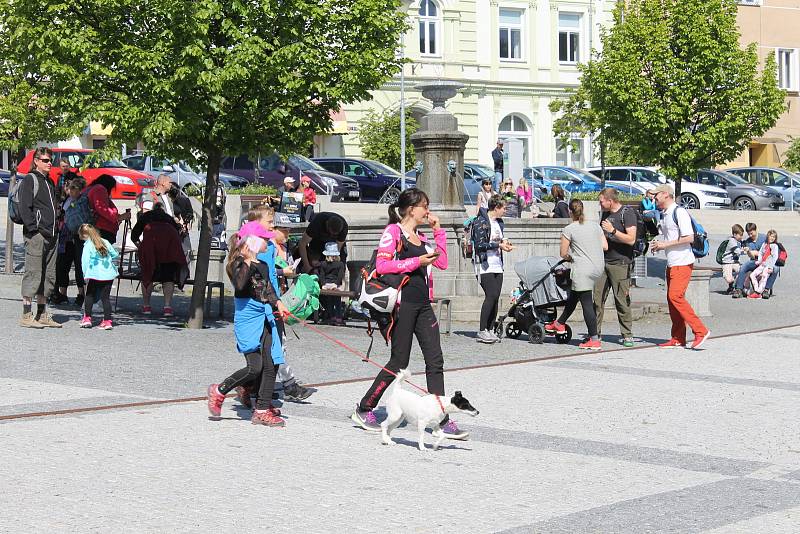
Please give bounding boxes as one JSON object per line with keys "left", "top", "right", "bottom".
{"left": 89, "top": 121, "right": 113, "bottom": 136}
{"left": 328, "top": 109, "right": 349, "bottom": 135}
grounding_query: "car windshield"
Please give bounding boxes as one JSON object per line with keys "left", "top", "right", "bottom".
{"left": 468, "top": 164, "right": 494, "bottom": 178}
{"left": 364, "top": 160, "right": 400, "bottom": 175}
{"left": 718, "top": 172, "right": 747, "bottom": 185}
{"left": 572, "top": 169, "right": 600, "bottom": 182}
{"left": 160, "top": 159, "right": 193, "bottom": 172}
{"left": 88, "top": 158, "right": 127, "bottom": 168}
{"left": 288, "top": 154, "right": 325, "bottom": 171}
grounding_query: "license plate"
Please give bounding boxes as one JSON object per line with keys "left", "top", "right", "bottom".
{"left": 723, "top": 198, "right": 731, "bottom": 204}
{"left": 349, "top": 191, "right": 359, "bottom": 197}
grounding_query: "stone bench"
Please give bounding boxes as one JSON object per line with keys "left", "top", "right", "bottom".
{"left": 686, "top": 266, "right": 718, "bottom": 318}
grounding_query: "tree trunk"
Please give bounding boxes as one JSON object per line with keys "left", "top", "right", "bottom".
{"left": 4, "top": 147, "right": 26, "bottom": 274}
{"left": 674, "top": 176, "right": 682, "bottom": 198}
{"left": 186, "top": 147, "right": 222, "bottom": 329}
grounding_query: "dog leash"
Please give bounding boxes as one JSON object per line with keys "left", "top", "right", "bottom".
{"left": 285, "top": 311, "right": 446, "bottom": 413}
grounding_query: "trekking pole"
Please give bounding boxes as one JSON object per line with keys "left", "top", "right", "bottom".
{"left": 114, "top": 212, "right": 132, "bottom": 311}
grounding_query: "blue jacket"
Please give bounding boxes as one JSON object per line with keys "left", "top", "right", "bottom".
{"left": 742, "top": 233, "right": 765, "bottom": 263}
{"left": 81, "top": 238, "right": 119, "bottom": 281}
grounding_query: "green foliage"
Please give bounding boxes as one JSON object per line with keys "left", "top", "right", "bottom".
{"left": 0, "top": 0, "right": 406, "bottom": 326}
{"left": 358, "top": 109, "right": 418, "bottom": 171}
{"left": 571, "top": 0, "right": 786, "bottom": 195}
{"left": 227, "top": 184, "right": 278, "bottom": 196}
{"left": 783, "top": 137, "right": 800, "bottom": 172}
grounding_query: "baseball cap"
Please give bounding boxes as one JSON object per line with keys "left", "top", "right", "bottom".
{"left": 300, "top": 175, "right": 311, "bottom": 184}
{"left": 284, "top": 176, "right": 295, "bottom": 184}
{"left": 497, "top": 138, "right": 504, "bottom": 144}
{"left": 653, "top": 184, "right": 674, "bottom": 197}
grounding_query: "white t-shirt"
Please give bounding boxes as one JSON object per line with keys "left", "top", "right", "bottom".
{"left": 480, "top": 219, "right": 504, "bottom": 275}
{"left": 660, "top": 204, "right": 696, "bottom": 267}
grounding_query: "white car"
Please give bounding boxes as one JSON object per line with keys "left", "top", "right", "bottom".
{"left": 585, "top": 166, "right": 731, "bottom": 209}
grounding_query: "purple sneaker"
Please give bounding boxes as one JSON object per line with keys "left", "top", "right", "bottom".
{"left": 350, "top": 404, "right": 380, "bottom": 432}
{"left": 442, "top": 419, "right": 470, "bottom": 440}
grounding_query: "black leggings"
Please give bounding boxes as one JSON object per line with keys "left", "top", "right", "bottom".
{"left": 359, "top": 300, "right": 444, "bottom": 412}
{"left": 84, "top": 280, "right": 113, "bottom": 320}
{"left": 557, "top": 289, "right": 598, "bottom": 338}
{"left": 218, "top": 319, "right": 282, "bottom": 410}
{"left": 479, "top": 272, "right": 503, "bottom": 331}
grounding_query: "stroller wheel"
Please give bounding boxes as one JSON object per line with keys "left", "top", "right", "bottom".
{"left": 528, "top": 324, "right": 544, "bottom": 344}
{"left": 555, "top": 324, "right": 572, "bottom": 344}
{"left": 505, "top": 322, "right": 521, "bottom": 339}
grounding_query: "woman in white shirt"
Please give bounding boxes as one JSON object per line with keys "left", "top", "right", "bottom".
{"left": 473, "top": 195, "right": 514, "bottom": 343}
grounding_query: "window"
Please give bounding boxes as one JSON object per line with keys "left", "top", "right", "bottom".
{"left": 558, "top": 13, "right": 581, "bottom": 64}
{"left": 554, "top": 136, "right": 584, "bottom": 167}
{"left": 777, "top": 48, "right": 798, "bottom": 91}
{"left": 418, "top": 0, "right": 440, "bottom": 56}
{"left": 498, "top": 113, "right": 531, "bottom": 165}
{"left": 233, "top": 155, "right": 254, "bottom": 170}
{"left": 123, "top": 155, "right": 145, "bottom": 171}
{"left": 317, "top": 160, "right": 343, "bottom": 174}
{"left": 344, "top": 162, "right": 369, "bottom": 177}
{"left": 499, "top": 9, "right": 523, "bottom": 60}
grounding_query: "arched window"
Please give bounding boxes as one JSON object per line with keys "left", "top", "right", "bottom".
{"left": 418, "top": 0, "right": 441, "bottom": 56}
{"left": 498, "top": 113, "right": 531, "bottom": 165}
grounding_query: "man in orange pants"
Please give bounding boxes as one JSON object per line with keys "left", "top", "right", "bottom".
{"left": 650, "top": 184, "right": 710, "bottom": 350}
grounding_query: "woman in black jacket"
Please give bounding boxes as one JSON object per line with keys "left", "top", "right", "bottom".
{"left": 551, "top": 184, "right": 570, "bottom": 218}
{"left": 473, "top": 195, "right": 514, "bottom": 343}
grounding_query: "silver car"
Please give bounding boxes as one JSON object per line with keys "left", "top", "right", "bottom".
{"left": 688, "top": 170, "right": 784, "bottom": 210}
{"left": 725, "top": 167, "right": 800, "bottom": 210}
{"left": 123, "top": 155, "right": 204, "bottom": 191}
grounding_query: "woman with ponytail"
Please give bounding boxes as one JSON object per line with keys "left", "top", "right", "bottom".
{"left": 544, "top": 199, "right": 608, "bottom": 350}
{"left": 351, "top": 188, "right": 469, "bottom": 440}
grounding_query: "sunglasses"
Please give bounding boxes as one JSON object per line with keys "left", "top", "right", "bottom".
{"left": 37, "top": 158, "right": 52, "bottom": 163}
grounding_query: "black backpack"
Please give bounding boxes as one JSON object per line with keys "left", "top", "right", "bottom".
{"left": 621, "top": 206, "right": 649, "bottom": 257}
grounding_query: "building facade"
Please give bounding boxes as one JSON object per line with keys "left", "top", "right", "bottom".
{"left": 314, "top": 0, "right": 614, "bottom": 171}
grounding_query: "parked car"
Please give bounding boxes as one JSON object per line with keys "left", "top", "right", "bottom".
{"left": 685, "top": 169, "right": 784, "bottom": 211}
{"left": 17, "top": 148, "right": 154, "bottom": 200}
{"left": 122, "top": 155, "right": 204, "bottom": 191}
{"left": 220, "top": 153, "right": 360, "bottom": 202}
{"left": 585, "top": 166, "right": 731, "bottom": 209}
{"left": 725, "top": 167, "right": 800, "bottom": 210}
{"left": 218, "top": 172, "right": 250, "bottom": 190}
{"left": 0, "top": 169, "right": 10, "bottom": 197}
{"left": 526, "top": 165, "right": 647, "bottom": 196}
{"left": 313, "top": 157, "right": 412, "bottom": 203}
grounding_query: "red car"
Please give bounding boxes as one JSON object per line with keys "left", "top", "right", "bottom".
{"left": 17, "top": 148, "right": 154, "bottom": 200}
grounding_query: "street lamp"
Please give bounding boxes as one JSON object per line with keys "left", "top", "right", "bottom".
{"left": 398, "top": 37, "right": 406, "bottom": 190}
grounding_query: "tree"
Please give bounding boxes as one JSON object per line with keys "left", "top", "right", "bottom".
{"left": 574, "top": 0, "right": 785, "bottom": 195}
{"left": 3, "top": 0, "right": 407, "bottom": 327}
{"left": 783, "top": 137, "right": 800, "bottom": 172}
{"left": 358, "top": 108, "right": 418, "bottom": 172}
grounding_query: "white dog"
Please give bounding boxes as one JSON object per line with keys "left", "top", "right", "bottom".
{"left": 380, "top": 369, "right": 479, "bottom": 451}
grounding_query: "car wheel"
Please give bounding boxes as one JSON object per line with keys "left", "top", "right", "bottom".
{"left": 379, "top": 187, "right": 400, "bottom": 205}
{"left": 679, "top": 193, "right": 699, "bottom": 210}
{"left": 734, "top": 197, "right": 755, "bottom": 211}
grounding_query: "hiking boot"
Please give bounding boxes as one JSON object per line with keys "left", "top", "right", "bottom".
{"left": 207, "top": 384, "right": 225, "bottom": 417}
{"left": 351, "top": 404, "right": 381, "bottom": 432}
{"left": 658, "top": 339, "right": 684, "bottom": 349}
{"left": 235, "top": 385, "right": 252, "bottom": 409}
{"left": 98, "top": 320, "right": 113, "bottom": 330}
{"left": 762, "top": 289, "right": 772, "bottom": 300}
{"left": 690, "top": 331, "right": 711, "bottom": 350}
{"left": 544, "top": 320, "right": 566, "bottom": 334}
{"left": 579, "top": 339, "right": 602, "bottom": 350}
{"left": 73, "top": 294, "right": 85, "bottom": 308}
{"left": 622, "top": 336, "right": 635, "bottom": 348}
{"left": 476, "top": 330, "right": 496, "bottom": 344}
{"left": 442, "top": 419, "right": 469, "bottom": 440}
{"left": 36, "top": 313, "right": 62, "bottom": 328}
{"left": 731, "top": 289, "right": 743, "bottom": 299}
{"left": 283, "top": 382, "right": 315, "bottom": 402}
{"left": 20, "top": 312, "right": 45, "bottom": 329}
{"left": 251, "top": 409, "right": 285, "bottom": 427}
{"left": 80, "top": 316, "right": 92, "bottom": 328}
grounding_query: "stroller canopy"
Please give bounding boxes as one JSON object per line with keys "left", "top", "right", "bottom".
{"left": 514, "top": 256, "right": 569, "bottom": 307}
{"left": 514, "top": 256, "right": 563, "bottom": 287}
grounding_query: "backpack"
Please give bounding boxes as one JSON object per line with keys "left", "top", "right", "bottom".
{"left": 64, "top": 185, "right": 97, "bottom": 234}
{"left": 715, "top": 240, "right": 728, "bottom": 265}
{"left": 621, "top": 206, "right": 649, "bottom": 258}
{"left": 8, "top": 173, "right": 38, "bottom": 225}
{"left": 775, "top": 242, "right": 788, "bottom": 267}
{"left": 461, "top": 216, "right": 476, "bottom": 259}
{"left": 672, "top": 207, "right": 709, "bottom": 259}
{"left": 280, "top": 273, "right": 320, "bottom": 325}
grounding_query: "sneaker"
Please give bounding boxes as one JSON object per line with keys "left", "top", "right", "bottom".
{"left": 283, "top": 382, "right": 315, "bottom": 402}
{"left": 442, "top": 419, "right": 470, "bottom": 440}
{"left": 36, "top": 313, "right": 62, "bottom": 328}
{"left": 235, "top": 385, "right": 252, "bottom": 409}
{"left": 658, "top": 339, "right": 684, "bottom": 349}
{"left": 476, "top": 330, "right": 496, "bottom": 344}
{"left": 725, "top": 283, "right": 734, "bottom": 295}
{"left": 690, "top": 331, "right": 711, "bottom": 350}
{"left": 747, "top": 293, "right": 761, "bottom": 299}
{"left": 544, "top": 320, "right": 566, "bottom": 334}
{"left": 762, "top": 289, "right": 772, "bottom": 300}
{"left": 73, "top": 294, "right": 85, "bottom": 308}
{"left": 19, "top": 312, "right": 45, "bottom": 329}
{"left": 351, "top": 404, "right": 381, "bottom": 432}
{"left": 80, "top": 316, "right": 92, "bottom": 328}
{"left": 98, "top": 320, "right": 113, "bottom": 330}
{"left": 207, "top": 384, "right": 225, "bottom": 417}
{"left": 142, "top": 305, "right": 152, "bottom": 315}
{"left": 163, "top": 306, "right": 174, "bottom": 317}
{"left": 579, "top": 339, "right": 602, "bottom": 350}
{"left": 251, "top": 409, "right": 285, "bottom": 427}
{"left": 731, "top": 289, "right": 743, "bottom": 299}
{"left": 622, "top": 337, "right": 635, "bottom": 348}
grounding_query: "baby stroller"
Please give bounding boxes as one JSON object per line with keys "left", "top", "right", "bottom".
{"left": 493, "top": 256, "right": 572, "bottom": 344}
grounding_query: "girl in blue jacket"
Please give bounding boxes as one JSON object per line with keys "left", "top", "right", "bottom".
{"left": 78, "top": 224, "right": 119, "bottom": 330}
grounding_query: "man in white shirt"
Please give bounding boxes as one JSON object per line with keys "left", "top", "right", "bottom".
{"left": 650, "top": 184, "right": 710, "bottom": 350}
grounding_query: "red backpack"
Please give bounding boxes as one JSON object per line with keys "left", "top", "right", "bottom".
{"left": 775, "top": 242, "right": 788, "bottom": 267}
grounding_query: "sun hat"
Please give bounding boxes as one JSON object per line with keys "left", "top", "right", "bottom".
{"left": 323, "top": 242, "right": 340, "bottom": 257}
{"left": 300, "top": 175, "right": 311, "bottom": 184}
{"left": 238, "top": 220, "right": 274, "bottom": 241}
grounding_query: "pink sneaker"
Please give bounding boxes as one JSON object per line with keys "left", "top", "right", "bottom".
{"left": 142, "top": 305, "right": 152, "bottom": 315}
{"left": 98, "top": 320, "right": 113, "bottom": 330}
{"left": 252, "top": 409, "right": 285, "bottom": 427}
{"left": 747, "top": 293, "right": 761, "bottom": 299}
{"left": 163, "top": 306, "right": 174, "bottom": 317}
{"left": 579, "top": 339, "right": 602, "bottom": 350}
{"left": 80, "top": 316, "right": 92, "bottom": 328}
{"left": 207, "top": 384, "right": 225, "bottom": 417}
{"left": 544, "top": 320, "right": 566, "bottom": 334}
